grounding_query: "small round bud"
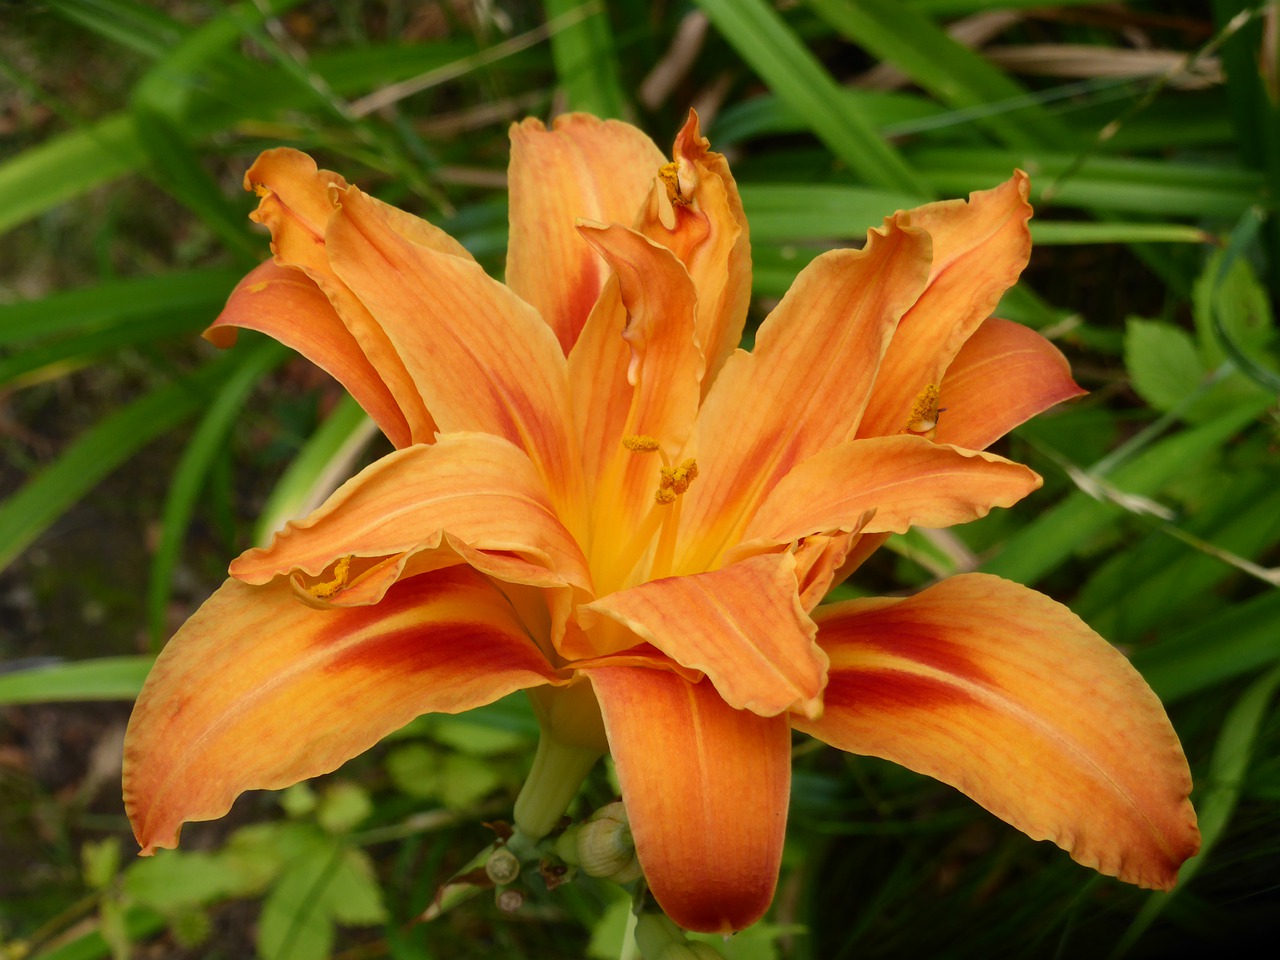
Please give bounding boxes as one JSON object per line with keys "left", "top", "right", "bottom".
{"left": 485, "top": 847, "right": 521, "bottom": 885}
{"left": 495, "top": 887, "right": 525, "bottom": 913}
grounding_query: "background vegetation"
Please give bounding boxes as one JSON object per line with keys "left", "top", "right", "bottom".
{"left": 1, "top": 0, "right": 1277, "bottom": 957}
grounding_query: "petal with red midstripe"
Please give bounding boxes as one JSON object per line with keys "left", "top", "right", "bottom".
{"left": 124, "top": 568, "right": 561, "bottom": 855}
{"left": 795, "top": 574, "right": 1200, "bottom": 891}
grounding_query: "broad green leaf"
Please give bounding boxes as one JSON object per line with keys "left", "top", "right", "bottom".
{"left": 0, "top": 656, "right": 152, "bottom": 705}
{"left": 147, "top": 340, "right": 288, "bottom": 647}
{"left": 1193, "top": 245, "right": 1276, "bottom": 367}
{"left": 1125, "top": 319, "right": 1206, "bottom": 412}
{"left": 124, "top": 849, "right": 244, "bottom": 910}
{"left": 694, "top": 0, "right": 930, "bottom": 194}
{"left": 806, "top": 0, "right": 1073, "bottom": 149}
{"left": 0, "top": 350, "right": 243, "bottom": 573}
{"left": 82, "top": 837, "right": 122, "bottom": 891}
{"left": 319, "top": 847, "right": 387, "bottom": 926}
{"left": 258, "top": 842, "right": 338, "bottom": 960}
{"left": 544, "top": 0, "right": 628, "bottom": 118}
{"left": 30, "top": 908, "right": 165, "bottom": 960}
{"left": 316, "top": 782, "right": 374, "bottom": 835}
{"left": 710, "top": 89, "right": 944, "bottom": 145}
{"left": 386, "top": 743, "right": 442, "bottom": 800}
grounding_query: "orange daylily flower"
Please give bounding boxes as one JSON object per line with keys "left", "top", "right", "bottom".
{"left": 123, "top": 113, "right": 1199, "bottom": 934}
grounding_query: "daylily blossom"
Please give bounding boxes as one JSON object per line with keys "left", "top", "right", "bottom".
{"left": 123, "top": 112, "right": 1199, "bottom": 935}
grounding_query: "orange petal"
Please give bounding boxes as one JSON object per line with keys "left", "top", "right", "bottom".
{"left": 742, "top": 435, "right": 1042, "bottom": 543}
{"left": 245, "top": 148, "right": 435, "bottom": 444}
{"left": 577, "top": 222, "right": 705, "bottom": 455}
{"left": 205, "top": 261, "right": 411, "bottom": 448}
{"left": 506, "top": 115, "right": 666, "bottom": 352}
{"left": 858, "top": 172, "right": 1033, "bottom": 439}
{"left": 579, "top": 553, "right": 826, "bottom": 719}
{"left": 230, "top": 432, "right": 591, "bottom": 595}
{"left": 584, "top": 664, "right": 791, "bottom": 933}
{"left": 124, "top": 567, "right": 561, "bottom": 854}
{"left": 641, "top": 110, "right": 751, "bottom": 391}
{"left": 795, "top": 574, "right": 1200, "bottom": 890}
{"left": 326, "top": 185, "right": 586, "bottom": 532}
{"left": 677, "top": 218, "right": 932, "bottom": 572}
{"left": 934, "top": 317, "right": 1086, "bottom": 451}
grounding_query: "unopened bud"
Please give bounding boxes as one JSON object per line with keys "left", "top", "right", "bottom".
{"left": 495, "top": 887, "right": 525, "bottom": 913}
{"left": 485, "top": 847, "right": 521, "bottom": 885}
{"left": 576, "top": 801, "right": 642, "bottom": 883}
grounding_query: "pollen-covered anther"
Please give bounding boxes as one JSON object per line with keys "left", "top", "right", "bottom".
{"left": 655, "top": 458, "right": 699, "bottom": 504}
{"left": 623, "top": 434, "right": 661, "bottom": 453}
{"left": 307, "top": 555, "right": 353, "bottom": 600}
{"left": 903, "top": 384, "right": 942, "bottom": 436}
{"left": 658, "top": 160, "right": 693, "bottom": 207}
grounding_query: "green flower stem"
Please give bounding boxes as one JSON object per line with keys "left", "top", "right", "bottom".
{"left": 514, "top": 682, "right": 609, "bottom": 840}
{"left": 513, "top": 732, "right": 602, "bottom": 839}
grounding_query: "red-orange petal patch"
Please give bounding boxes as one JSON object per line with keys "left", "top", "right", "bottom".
{"left": 506, "top": 114, "right": 666, "bottom": 352}
{"left": 795, "top": 574, "right": 1200, "bottom": 890}
{"left": 584, "top": 664, "right": 791, "bottom": 934}
{"left": 205, "top": 260, "right": 411, "bottom": 448}
{"left": 934, "top": 317, "right": 1086, "bottom": 451}
{"left": 124, "top": 567, "right": 561, "bottom": 855}
{"left": 580, "top": 553, "right": 826, "bottom": 719}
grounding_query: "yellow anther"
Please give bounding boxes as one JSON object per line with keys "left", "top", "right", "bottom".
{"left": 623, "top": 434, "right": 661, "bottom": 452}
{"left": 658, "top": 161, "right": 692, "bottom": 207}
{"left": 904, "top": 384, "right": 942, "bottom": 435}
{"left": 654, "top": 488, "right": 677, "bottom": 505}
{"left": 308, "top": 555, "right": 353, "bottom": 600}
{"left": 656, "top": 458, "right": 699, "bottom": 501}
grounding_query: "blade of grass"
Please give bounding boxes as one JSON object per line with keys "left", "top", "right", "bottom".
{"left": 0, "top": 269, "right": 241, "bottom": 348}
{"left": 47, "top": 0, "right": 185, "bottom": 59}
{"left": 0, "top": 656, "right": 153, "bottom": 705}
{"left": 1110, "top": 664, "right": 1280, "bottom": 958}
{"left": 693, "top": 0, "right": 931, "bottom": 195}
{"left": 981, "top": 399, "right": 1270, "bottom": 584}
{"left": 543, "top": 0, "right": 628, "bottom": 118}
{"left": 147, "top": 340, "right": 289, "bottom": 648}
{"left": 254, "top": 394, "right": 379, "bottom": 544}
{"left": 0, "top": 351, "right": 246, "bottom": 574}
{"left": 806, "top": 0, "right": 1074, "bottom": 149}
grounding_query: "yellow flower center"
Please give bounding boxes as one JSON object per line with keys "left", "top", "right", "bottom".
{"left": 904, "top": 384, "right": 942, "bottom": 436}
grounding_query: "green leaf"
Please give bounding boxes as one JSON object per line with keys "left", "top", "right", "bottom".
{"left": 806, "top": 0, "right": 1073, "bottom": 149}
{"left": 1193, "top": 246, "right": 1276, "bottom": 368}
{"left": 319, "top": 847, "right": 387, "bottom": 926}
{"left": 544, "top": 0, "right": 628, "bottom": 118}
{"left": 1135, "top": 589, "right": 1280, "bottom": 703}
{"left": 255, "top": 394, "right": 378, "bottom": 543}
{"left": 386, "top": 744, "right": 442, "bottom": 801}
{"left": 124, "top": 849, "right": 243, "bottom": 910}
{"left": 981, "top": 400, "right": 1269, "bottom": 584}
{"left": 316, "top": 782, "right": 374, "bottom": 835}
{"left": 694, "top": 0, "right": 930, "bottom": 194}
{"left": 0, "top": 656, "right": 152, "bottom": 705}
{"left": 1125, "top": 319, "right": 1206, "bottom": 412}
{"left": 258, "top": 843, "right": 338, "bottom": 960}
{"left": 147, "top": 340, "right": 288, "bottom": 647}
{"left": 0, "top": 351, "right": 241, "bottom": 574}
{"left": 739, "top": 184, "right": 925, "bottom": 243}
{"left": 47, "top": 0, "right": 185, "bottom": 58}
{"left": 1030, "top": 222, "right": 1214, "bottom": 246}
{"left": 82, "top": 837, "right": 123, "bottom": 891}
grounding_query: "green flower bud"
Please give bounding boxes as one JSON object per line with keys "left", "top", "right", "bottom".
{"left": 576, "top": 801, "right": 642, "bottom": 883}
{"left": 485, "top": 846, "right": 521, "bottom": 885}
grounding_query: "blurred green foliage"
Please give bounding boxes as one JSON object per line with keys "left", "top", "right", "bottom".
{"left": 1, "top": 1, "right": 1278, "bottom": 958}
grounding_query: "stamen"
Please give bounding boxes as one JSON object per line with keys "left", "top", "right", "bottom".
{"left": 903, "top": 384, "right": 942, "bottom": 436}
{"left": 307, "top": 555, "right": 353, "bottom": 600}
{"left": 623, "top": 434, "right": 660, "bottom": 453}
{"left": 658, "top": 161, "right": 692, "bottom": 207}
{"left": 657, "top": 459, "right": 698, "bottom": 499}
